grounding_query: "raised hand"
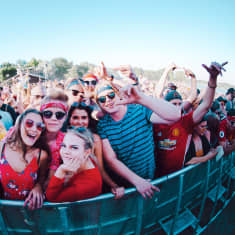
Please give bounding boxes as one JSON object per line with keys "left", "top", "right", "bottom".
{"left": 167, "top": 62, "right": 177, "bottom": 72}
{"left": 94, "top": 61, "right": 112, "bottom": 81}
{"left": 112, "top": 65, "right": 138, "bottom": 83}
{"left": 116, "top": 85, "right": 142, "bottom": 105}
{"left": 183, "top": 68, "right": 196, "bottom": 78}
{"left": 202, "top": 61, "right": 228, "bottom": 77}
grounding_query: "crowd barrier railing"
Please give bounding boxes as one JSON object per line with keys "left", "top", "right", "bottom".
{"left": 0, "top": 151, "right": 234, "bottom": 235}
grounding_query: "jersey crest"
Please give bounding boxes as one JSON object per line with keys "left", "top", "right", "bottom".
{"left": 172, "top": 128, "right": 180, "bottom": 137}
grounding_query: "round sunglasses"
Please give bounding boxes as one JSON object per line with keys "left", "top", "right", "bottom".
{"left": 25, "top": 119, "right": 45, "bottom": 131}
{"left": 42, "top": 110, "right": 66, "bottom": 120}
{"left": 84, "top": 80, "right": 97, "bottom": 86}
{"left": 97, "top": 92, "right": 115, "bottom": 104}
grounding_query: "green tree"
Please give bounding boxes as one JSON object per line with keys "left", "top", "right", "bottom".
{"left": 16, "top": 59, "right": 27, "bottom": 67}
{"left": 27, "top": 58, "right": 40, "bottom": 70}
{"left": 50, "top": 58, "right": 72, "bottom": 80}
{"left": 0, "top": 66, "right": 17, "bottom": 81}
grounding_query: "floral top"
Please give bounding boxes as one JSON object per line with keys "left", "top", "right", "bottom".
{"left": 49, "top": 131, "right": 65, "bottom": 170}
{"left": 0, "top": 144, "right": 39, "bottom": 200}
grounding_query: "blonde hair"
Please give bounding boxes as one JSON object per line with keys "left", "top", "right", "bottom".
{"left": 67, "top": 127, "right": 94, "bottom": 150}
{"left": 41, "top": 88, "right": 68, "bottom": 105}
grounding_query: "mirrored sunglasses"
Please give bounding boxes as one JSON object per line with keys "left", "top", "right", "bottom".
{"left": 97, "top": 92, "right": 115, "bottom": 103}
{"left": 25, "top": 119, "right": 45, "bottom": 131}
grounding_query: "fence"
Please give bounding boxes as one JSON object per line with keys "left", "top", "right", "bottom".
{"left": 0, "top": 152, "right": 234, "bottom": 235}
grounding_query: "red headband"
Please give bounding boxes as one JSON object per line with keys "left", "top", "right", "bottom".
{"left": 83, "top": 74, "right": 98, "bottom": 81}
{"left": 40, "top": 102, "right": 68, "bottom": 112}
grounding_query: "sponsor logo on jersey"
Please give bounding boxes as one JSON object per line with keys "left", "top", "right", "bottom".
{"left": 159, "top": 139, "right": 177, "bottom": 150}
{"left": 172, "top": 128, "right": 180, "bottom": 137}
{"left": 219, "top": 131, "right": 225, "bottom": 138}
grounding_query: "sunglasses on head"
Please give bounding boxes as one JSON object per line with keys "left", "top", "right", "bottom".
{"left": 42, "top": 110, "right": 66, "bottom": 120}
{"left": 84, "top": 80, "right": 97, "bottom": 86}
{"left": 97, "top": 92, "right": 115, "bottom": 103}
{"left": 25, "top": 119, "right": 45, "bottom": 131}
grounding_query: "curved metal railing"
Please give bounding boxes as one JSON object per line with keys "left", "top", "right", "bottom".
{"left": 0, "top": 152, "right": 234, "bottom": 235}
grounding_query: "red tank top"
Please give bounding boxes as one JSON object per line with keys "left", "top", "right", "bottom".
{"left": 0, "top": 144, "right": 40, "bottom": 200}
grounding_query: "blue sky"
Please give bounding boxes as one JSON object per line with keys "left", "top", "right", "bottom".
{"left": 0, "top": 0, "right": 234, "bottom": 85}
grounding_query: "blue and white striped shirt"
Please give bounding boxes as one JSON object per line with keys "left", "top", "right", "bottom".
{"left": 97, "top": 104, "right": 155, "bottom": 179}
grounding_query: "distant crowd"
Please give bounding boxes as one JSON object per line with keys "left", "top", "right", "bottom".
{"left": 0, "top": 61, "right": 234, "bottom": 209}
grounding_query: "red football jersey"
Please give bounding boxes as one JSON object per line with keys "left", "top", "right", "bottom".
{"left": 154, "top": 112, "right": 194, "bottom": 177}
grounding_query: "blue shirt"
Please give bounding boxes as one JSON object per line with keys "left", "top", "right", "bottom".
{"left": 97, "top": 104, "right": 155, "bottom": 179}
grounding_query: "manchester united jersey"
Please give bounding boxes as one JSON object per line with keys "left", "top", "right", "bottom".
{"left": 153, "top": 112, "right": 195, "bottom": 177}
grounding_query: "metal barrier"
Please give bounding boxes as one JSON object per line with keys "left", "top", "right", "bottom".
{"left": 0, "top": 152, "right": 234, "bottom": 235}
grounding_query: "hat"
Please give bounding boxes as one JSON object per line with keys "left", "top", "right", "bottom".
{"left": 168, "top": 82, "right": 177, "bottom": 90}
{"left": 164, "top": 90, "right": 182, "bottom": 101}
{"left": 226, "top": 88, "right": 234, "bottom": 95}
{"left": 216, "top": 96, "right": 227, "bottom": 103}
{"left": 211, "top": 100, "right": 221, "bottom": 113}
{"left": 227, "top": 109, "right": 235, "bottom": 117}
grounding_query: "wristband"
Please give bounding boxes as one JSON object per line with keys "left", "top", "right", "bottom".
{"left": 208, "top": 82, "right": 217, "bottom": 89}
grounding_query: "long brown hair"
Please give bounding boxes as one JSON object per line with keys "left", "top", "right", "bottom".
{"left": 6, "top": 109, "right": 50, "bottom": 158}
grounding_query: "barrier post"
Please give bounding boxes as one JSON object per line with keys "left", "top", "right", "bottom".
{"left": 170, "top": 174, "right": 184, "bottom": 235}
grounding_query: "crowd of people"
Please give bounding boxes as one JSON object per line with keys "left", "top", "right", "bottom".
{"left": 0, "top": 61, "right": 234, "bottom": 209}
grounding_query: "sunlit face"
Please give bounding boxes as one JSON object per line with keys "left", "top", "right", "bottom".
{"left": 83, "top": 77, "right": 97, "bottom": 92}
{"left": 219, "top": 101, "right": 226, "bottom": 109}
{"left": 194, "top": 120, "right": 207, "bottom": 136}
{"left": 60, "top": 132, "right": 89, "bottom": 167}
{"left": 97, "top": 89, "right": 121, "bottom": 114}
{"left": 170, "top": 99, "right": 182, "bottom": 107}
{"left": 20, "top": 113, "right": 44, "bottom": 146}
{"left": 70, "top": 109, "right": 89, "bottom": 128}
{"left": 66, "top": 84, "right": 84, "bottom": 106}
{"left": 42, "top": 106, "right": 67, "bottom": 133}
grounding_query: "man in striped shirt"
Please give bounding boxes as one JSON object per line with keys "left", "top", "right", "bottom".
{"left": 96, "top": 80, "right": 181, "bottom": 199}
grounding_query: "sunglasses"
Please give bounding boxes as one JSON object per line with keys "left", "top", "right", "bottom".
{"left": 71, "top": 90, "right": 84, "bottom": 97}
{"left": 97, "top": 92, "right": 115, "bottom": 103}
{"left": 42, "top": 110, "right": 66, "bottom": 120}
{"left": 84, "top": 80, "right": 97, "bottom": 86}
{"left": 35, "top": 95, "right": 45, "bottom": 99}
{"left": 25, "top": 119, "right": 45, "bottom": 131}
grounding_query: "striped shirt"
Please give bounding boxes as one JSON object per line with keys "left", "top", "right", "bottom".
{"left": 97, "top": 104, "right": 155, "bottom": 179}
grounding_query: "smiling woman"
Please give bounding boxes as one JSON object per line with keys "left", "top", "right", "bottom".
{"left": 0, "top": 109, "right": 50, "bottom": 210}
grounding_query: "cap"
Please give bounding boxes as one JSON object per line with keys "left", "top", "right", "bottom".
{"left": 164, "top": 90, "right": 182, "bottom": 101}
